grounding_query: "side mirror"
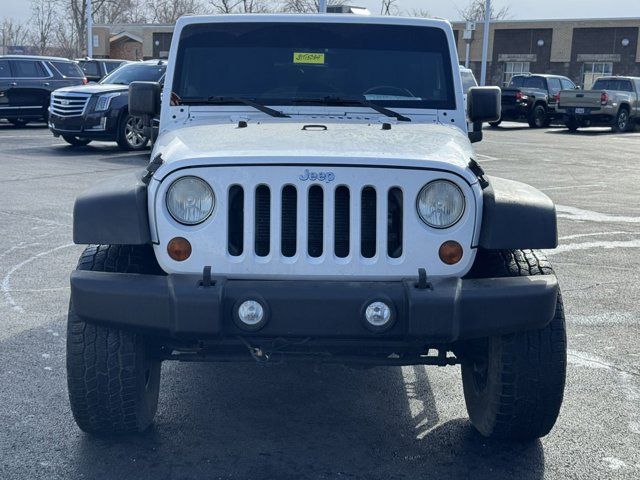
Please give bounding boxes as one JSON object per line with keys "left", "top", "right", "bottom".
{"left": 129, "top": 81, "right": 161, "bottom": 118}
{"left": 467, "top": 86, "right": 501, "bottom": 124}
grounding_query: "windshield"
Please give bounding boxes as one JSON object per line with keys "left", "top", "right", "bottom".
{"left": 101, "top": 63, "right": 166, "bottom": 85}
{"left": 172, "top": 22, "right": 456, "bottom": 110}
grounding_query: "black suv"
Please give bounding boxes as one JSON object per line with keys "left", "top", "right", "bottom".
{"left": 490, "top": 73, "right": 578, "bottom": 128}
{"left": 78, "top": 58, "right": 130, "bottom": 83}
{"left": 0, "top": 55, "right": 86, "bottom": 127}
{"left": 49, "top": 60, "right": 166, "bottom": 150}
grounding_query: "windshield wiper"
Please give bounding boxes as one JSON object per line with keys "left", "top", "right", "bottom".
{"left": 293, "top": 96, "right": 411, "bottom": 122}
{"left": 180, "top": 96, "right": 290, "bottom": 118}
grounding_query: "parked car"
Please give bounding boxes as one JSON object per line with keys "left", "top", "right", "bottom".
{"left": 77, "top": 58, "right": 130, "bottom": 83}
{"left": 0, "top": 55, "right": 86, "bottom": 127}
{"left": 558, "top": 76, "right": 640, "bottom": 132}
{"left": 67, "top": 14, "right": 565, "bottom": 443}
{"left": 48, "top": 60, "right": 166, "bottom": 149}
{"left": 490, "top": 73, "right": 578, "bottom": 128}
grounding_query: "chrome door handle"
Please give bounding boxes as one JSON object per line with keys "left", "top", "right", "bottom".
{"left": 42, "top": 82, "right": 50, "bottom": 86}
{"left": 9, "top": 82, "right": 17, "bottom": 86}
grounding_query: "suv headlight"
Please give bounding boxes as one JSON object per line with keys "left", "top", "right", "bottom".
{"left": 166, "top": 176, "right": 215, "bottom": 225}
{"left": 416, "top": 180, "right": 465, "bottom": 229}
{"left": 94, "top": 92, "right": 122, "bottom": 112}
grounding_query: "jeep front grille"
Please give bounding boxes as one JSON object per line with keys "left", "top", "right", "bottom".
{"left": 50, "top": 92, "right": 91, "bottom": 117}
{"left": 227, "top": 184, "right": 403, "bottom": 260}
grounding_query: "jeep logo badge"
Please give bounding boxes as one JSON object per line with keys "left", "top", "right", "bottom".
{"left": 299, "top": 169, "right": 335, "bottom": 183}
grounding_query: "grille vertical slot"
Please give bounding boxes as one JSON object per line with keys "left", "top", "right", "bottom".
{"left": 254, "top": 185, "right": 271, "bottom": 256}
{"left": 308, "top": 185, "right": 324, "bottom": 257}
{"left": 334, "top": 186, "right": 350, "bottom": 258}
{"left": 228, "top": 185, "right": 244, "bottom": 256}
{"left": 387, "top": 187, "right": 403, "bottom": 258}
{"left": 281, "top": 185, "right": 297, "bottom": 257}
{"left": 361, "top": 187, "right": 377, "bottom": 258}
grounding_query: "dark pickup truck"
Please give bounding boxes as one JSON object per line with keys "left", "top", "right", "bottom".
{"left": 489, "top": 74, "right": 578, "bottom": 128}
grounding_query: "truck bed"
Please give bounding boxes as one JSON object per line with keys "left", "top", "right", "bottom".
{"left": 558, "top": 90, "right": 603, "bottom": 109}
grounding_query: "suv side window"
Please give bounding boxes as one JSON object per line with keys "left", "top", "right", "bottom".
{"left": 547, "top": 77, "right": 561, "bottom": 95}
{"left": 104, "top": 62, "right": 123, "bottom": 73}
{"left": 79, "top": 61, "right": 100, "bottom": 77}
{"left": 13, "top": 60, "right": 49, "bottom": 78}
{"left": 620, "top": 80, "right": 633, "bottom": 92}
{"left": 0, "top": 59, "right": 12, "bottom": 78}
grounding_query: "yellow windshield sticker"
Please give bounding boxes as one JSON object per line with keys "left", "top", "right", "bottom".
{"left": 293, "top": 52, "right": 325, "bottom": 64}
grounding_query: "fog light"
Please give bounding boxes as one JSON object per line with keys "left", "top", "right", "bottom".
{"left": 365, "top": 301, "right": 393, "bottom": 329}
{"left": 237, "top": 300, "right": 265, "bottom": 329}
{"left": 439, "top": 240, "right": 463, "bottom": 265}
{"left": 167, "top": 237, "right": 191, "bottom": 261}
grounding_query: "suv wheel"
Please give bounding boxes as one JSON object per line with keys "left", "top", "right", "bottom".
{"left": 461, "top": 249, "right": 566, "bottom": 440}
{"left": 62, "top": 135, "right": 92, "bottom": 146}
{"left": 528, "top": 104, "right": 548, "bottom": 128}
{"left": 67, "top": 245, "right": 164, "bottom": 434}
{"left": 117, "top": 113, "right": 149, "bottom": 151}
{"left": 613, "top": 107, "right": 631, "bottom": 133}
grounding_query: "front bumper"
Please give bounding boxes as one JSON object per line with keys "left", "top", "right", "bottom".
{"left": 70, "top": 271, "right": 558, "bottom": 344}
{"left": 48, "top": 110, "right": 119, "bottom": 140}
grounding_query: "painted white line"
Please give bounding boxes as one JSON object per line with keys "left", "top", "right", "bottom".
{"left": 559, "top": 231, "right": 629, "bottom": 240}
{"left": 547, "top": 239, "right": 640, "bottom": 254}
{"left": 543, "top": 183, "right": 605, "bottom": 191}
{"left": 1, "top": 243, "right": 74, "bottom": 313}
{"left": 556, "top": 205, "right": 640, "bottom": 224}
{"left": 476, "top": 153, "right": 501, "bottom": 162}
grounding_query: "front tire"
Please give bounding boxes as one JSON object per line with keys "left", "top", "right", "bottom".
{"left": 117, "top": 113, "right": 149, "bottom": 151}
{"left": 461, "top": 249, "right": 566, "bottom": 440}
{"left": 62, "top": 135, "right": 92, "bottom": 146}
{"left": 66, "top": 245, "right": 163, "bottom": 434}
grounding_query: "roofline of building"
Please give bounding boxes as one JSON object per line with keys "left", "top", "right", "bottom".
{"left": 451, "top": 16, "right": 640, "bottom": 26}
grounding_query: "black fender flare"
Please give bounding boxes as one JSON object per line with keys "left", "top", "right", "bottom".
{"left": 73, "top": 169, "right": 151, "bottom": 245}
{"left": 478, "top": 176, "right": 558, "bottom": 250}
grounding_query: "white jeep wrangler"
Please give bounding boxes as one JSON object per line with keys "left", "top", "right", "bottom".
{"left": 67, "top": 14, "right": 566, "bottom": 440}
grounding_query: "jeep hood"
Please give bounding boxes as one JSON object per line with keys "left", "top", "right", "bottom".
{"left": 153, "top": 122, "right": 477, "bottom": 184}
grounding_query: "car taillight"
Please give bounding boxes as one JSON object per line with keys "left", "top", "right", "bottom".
{"left": 600, "top": 92, "right": 608, "bottom": 105}
{"left": 83, "top": 77, "right": 88, "bottom": 85}
{"left": 516, "top": 91, "right": 524, "bottom": 101}
{"left": 554, "top": 93, "right": 561, "bottom": 102}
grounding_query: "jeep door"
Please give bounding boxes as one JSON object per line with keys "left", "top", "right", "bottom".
{"left": 9, "top": 59, "right": 52, "bottom": 118}
{"left": 0, "top": 59, "right": 18, "bottom": 117}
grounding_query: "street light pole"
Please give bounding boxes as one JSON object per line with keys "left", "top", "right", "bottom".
{"left": 480, "top": 0, "right": 491, "bottom": 85}
{"left": 318, "top": 0, "right": 327, "bottom": 13}
{"left": 87, "top": 0, "right": 93, "bottom": 57}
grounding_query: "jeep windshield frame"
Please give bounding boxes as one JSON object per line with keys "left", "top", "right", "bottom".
{"left": 171, "top": 22, "right": 456, "bottom": 111}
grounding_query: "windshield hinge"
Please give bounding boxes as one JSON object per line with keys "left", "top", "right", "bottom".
{"left": 468, "top": 158, "right": 489, "bottom": 188}
{"left": 142, "top": 154, "right": 163, "bottom": 184}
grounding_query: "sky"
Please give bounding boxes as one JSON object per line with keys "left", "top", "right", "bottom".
{"left": 1, "top": 0, "right": 640, "bottom": 22}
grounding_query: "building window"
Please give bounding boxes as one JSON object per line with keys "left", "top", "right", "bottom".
{"left": 503, "top": 62, "right": 530, "bottom": 86}
{"left": 582, "top": 62, "right": 613, "bottom": 89}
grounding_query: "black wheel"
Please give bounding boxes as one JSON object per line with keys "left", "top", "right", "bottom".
{"left": 565, "top": 116, "right": 579, "bottom": 131}
{"left": 67, "top": 245, "right": 164, "bottom": 434}
{"left": 613, "top": 107, "right": 632, "bottom": 133}
{"left": 62, "top": 135, "right": 92, "bottom": 146}
{"left": 461, "top": 249, "right": 566, "bottom": 441}
{"left": 8, "top": 118, "right": 29, "bottom": 127}
{"left": 117, "top": 113, "right": 149, "bottom": 151}
{"left": 528, "top": 104, "right": 548, "bottom": 128}
{"left": 488, "top": 118, "right": 502, "bottom": 128}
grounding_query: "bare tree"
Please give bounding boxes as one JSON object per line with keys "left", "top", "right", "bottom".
{"left": 457, "top": 0, "right": 510, "bottom": 21}
{"left": 281, "top": 0, "right": 345, "bottom": 13}
{"left": 145, "top": 0, "right": 206, "bottom": 23}
{"left": 30, "top": 0, "right": 57, "bottom": 55}
{"left": 406, "top": 8, "right": 431, "bottom": 17}
{"left": 380, "top": 0, "right": 398, "bottom": 15}
{"left": 210, "top": 0, "right": 275, "bottom": 12}
{"left": 1, "top": 18, "right": 31, "bottom": 54}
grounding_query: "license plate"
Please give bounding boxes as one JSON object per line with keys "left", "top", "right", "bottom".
{"left": 575, "top": 108, "right": 585, "bottom": 114}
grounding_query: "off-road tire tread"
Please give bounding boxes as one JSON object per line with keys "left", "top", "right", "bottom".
{"left": 67, "top": 245, "right": 162, "bottom": 434}
{"left": 463, "top": 249, "right": 566, "bottom": 440}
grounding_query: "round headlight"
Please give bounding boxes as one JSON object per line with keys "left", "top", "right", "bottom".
{"left": 166, "top": 176, "right": 214, "bottom": 225}
{"left": 417, "top": 180, "right": 465, "bottom": 229}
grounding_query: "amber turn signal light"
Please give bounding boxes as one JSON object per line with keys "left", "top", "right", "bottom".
{"left": 439, "top": 240, "right": 463, "bottom": 265}
{"left": 167, "top": 237, "right": 192, "bottom": 261}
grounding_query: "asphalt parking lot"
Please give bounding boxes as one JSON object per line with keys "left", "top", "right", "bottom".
{"left": 0, "top": 121, "right": 639, "bottom": 480}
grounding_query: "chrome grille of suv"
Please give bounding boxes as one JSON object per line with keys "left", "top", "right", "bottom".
{"left": 50, "top": 92, "right": 91, "bottom": 117}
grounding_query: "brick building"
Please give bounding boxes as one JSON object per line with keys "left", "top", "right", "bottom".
{"left": 452, "top": 18, "right": 640, "bottom": 88}
{"left": 92, "top": 17, "right": 640, "bottom": 89}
